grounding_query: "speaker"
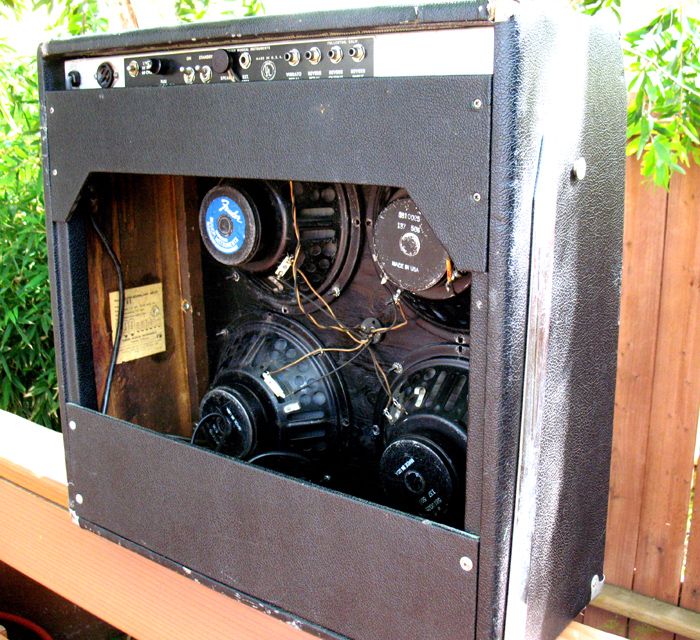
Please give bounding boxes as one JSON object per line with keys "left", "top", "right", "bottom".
{"left": 39, "top": 4, "right": 626, "bottom": 639}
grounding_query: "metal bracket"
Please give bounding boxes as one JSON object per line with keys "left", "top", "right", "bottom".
{"left": 591, "top": 574, "right": 605, "bottom": 601}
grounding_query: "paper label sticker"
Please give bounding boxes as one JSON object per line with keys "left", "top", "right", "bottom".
{"left": 109, "top": 283, "right": 166, "bottom": 364}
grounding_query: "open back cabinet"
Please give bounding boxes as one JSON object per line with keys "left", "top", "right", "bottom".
{"left": 39, "top": 4, "right": 626, "bottom": 640}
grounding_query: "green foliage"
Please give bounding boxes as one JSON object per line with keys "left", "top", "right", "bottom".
{"left": 0, "top": 50, "right": 57, "bottom": 427}
{"left": 575, "top": 1, "right": 700, "bottom": 189}
{"left": 624, "top": 8, "right": 700, "bottom": 188}
{"left": 575, "top": 0, "right": 621, "bottom": 21}
{"left": 41, "top": 0, "right": 108, "bottom": 37}
{"left": 174, "top": 0, "right": 213, "bottom": 22}
{"left": 175, "top": 0, "right": 264, "bottom": 23}
{"left": 0, "top": 0, "right": 264, "bottom": 428}
{"left": 0, "top": 0, "right": 107, "bottom": 428}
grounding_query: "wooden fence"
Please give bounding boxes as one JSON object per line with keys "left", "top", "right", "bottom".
{"left": 584, "top": 159, "right": 700, "bottom": 638}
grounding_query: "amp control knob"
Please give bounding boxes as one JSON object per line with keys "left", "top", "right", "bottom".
{"left": 212, "top": 49, "right": 233, "bottom": 74}
{"left": 138, "top": 58, "right": 171, "bottom": 76}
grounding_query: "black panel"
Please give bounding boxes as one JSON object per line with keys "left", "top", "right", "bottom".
{"left": 475, "top": 19, "right": 530, "bottom": 640}
{"left": 122, "top": 37, "right": 375, "bottom": 86}
{"left": 65, "top": 404, "right": 479, "bottom": 640}
{"left": 523, "top": 17, "right": 626, "bottom": 640}
{"left": 44, "top": 75, "right": 492, "bottom": 272}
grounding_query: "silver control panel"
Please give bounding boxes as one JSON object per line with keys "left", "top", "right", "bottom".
{"left": 63, "top": 28, "right": 494, "bottom": 90}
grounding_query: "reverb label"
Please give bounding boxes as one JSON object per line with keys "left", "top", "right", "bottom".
{"left": 205, "top": 196, "right": 246, "bottom": 254}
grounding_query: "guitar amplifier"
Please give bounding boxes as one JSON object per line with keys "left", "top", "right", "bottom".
{"left": 39, "top": 3, "right": 626, "bottom": 639}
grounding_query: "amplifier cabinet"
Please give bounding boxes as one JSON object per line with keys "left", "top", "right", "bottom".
{"left": 39, "top": 3, "right": 626, "bottom": 639}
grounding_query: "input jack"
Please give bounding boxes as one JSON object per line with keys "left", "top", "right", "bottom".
{"left": 239, "top": 51, "right": 252, "bottom": 69}
{"left": 328, "top": 45, "right": 343, "bottom": 64}
{"left": 348, "top": 43, "right": 366, "bottom": 63}
{"left": 305, "top": 47, "right": 322, "bottom": 65}
{"left": 284, "top": 49, "right": 301, "bottom": 66}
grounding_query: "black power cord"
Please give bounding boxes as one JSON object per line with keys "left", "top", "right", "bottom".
{"left": 90, "top": 216, "right": 125, "bottom": 414}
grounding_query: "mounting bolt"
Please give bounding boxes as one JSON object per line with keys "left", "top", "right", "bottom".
{"left": 370, "top": 425, "right": 381, "bottom": 437}
{"left": 390, "top": 362, "right": 403, "bottom": 375}
{"left": 331, "top": 285, "right": 341, "bottom": 298}
{"left": 51, "top": 169, "right": 58, "bottom": 176}
{"left": 459, "top": 556, "right": 473, "bottom": 572}
{"left": 68, "top": 420, "right": 77, "bottom": 431}
{"left": 75, "top": 493, "right": 84, "bottom": 505}
{"left": 472, "top": 98, "right": 483, "bottom": 110}
{"left": 572, "top": 157, "right": 587, "bottom": 181}
{"left": 182, "top": 300, "right": 192, "bottom": 312}
{"left": 472, "top": 193, "right": 481, "bottom": 203}
{"left": 230, "top": 270, "right": 240, "bottom": 282}
{"left": 49, "top": 106, "right": 55, "bottom": 114}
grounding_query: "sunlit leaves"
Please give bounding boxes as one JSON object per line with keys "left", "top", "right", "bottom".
{"left": 0, "top": 53, "right": 57, "bottom": 427}
{"left": 623, "top": 8, "right": 700, "bottom": 188}
{"left": 174, "top": 0, "right": 212, "bottom": 22}
{"left": 0, "top": 0, "right": 108, "bottom": 428}
{"left": 174, "top": 0, "right": 264, "bottom": 22}
{"left": 574, "top": 0, "right": 621, "bottom": 21}
{"left": 575, "top": 0, "right": 700, "bottom": 189}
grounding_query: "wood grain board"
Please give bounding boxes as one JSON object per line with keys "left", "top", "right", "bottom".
{"left": 86, "top": 174, "right": 207, "bottom": 436}
{"left": 594, "top": 585, "right": 700, "bottom": 640}
{"left": 627, "top": 164, "right": 700, "bottom": 640}
{"left": 582, "top": 161, "right": 700, "bottom": 640}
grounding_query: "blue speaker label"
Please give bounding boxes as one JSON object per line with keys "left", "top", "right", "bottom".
{"left": 205, "top": 196, "right": 246, "bottom": 254}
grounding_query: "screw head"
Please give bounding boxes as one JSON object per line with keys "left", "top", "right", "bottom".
{"left": 182, "top": 300, "right": 191, "bottom": 312}
{"left": 331, "top": 286, "right": 341, "bottom": 298}
{"left": 51, "top": 169, "right": 58, "bottom": 176}
{"left": 68, "top": 420, "right": 77, "bottom": 431}
{"left": 459, "top": 556, "right": 473, "bottom": 572}
{"left": 75, "top": 493, "right": 84, "bottom": 505}
{"left": 472, "top": 193, "right": 481, "bottom": 203}
{"left": 370, "top": 425, "right": 381, "bottom": 437}
{"left": 472, "top": 98, "right": 483, "bottom": 110}
{"left": 573, "top": 157, "right": 587, "bottom": 181}
{"left": 231, "top": 270, "right": 240, "bottom": 282}
{"left": 49, "top": 106, "right": 55, "bottom": 114}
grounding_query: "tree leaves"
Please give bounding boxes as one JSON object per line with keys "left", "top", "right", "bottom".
{"left": 575, "top": 1, "right": 700, "bottom": 189}
{"left": 174, "top": 0, "right": 265, "bottom": 22}
{"left": 0, "top": 1, "right": 265, "bottom": 429}
{"left": 0, "top": 1, "right": 108, "bottom": 428}
{"left": 623, "top": 8, "right": 700, "bottom": 188}
{"left": 0, "top": 53, "right": 58, "bottom": 427}
{"left": 574, "top": 0, "right": 621, "bottom": 21}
